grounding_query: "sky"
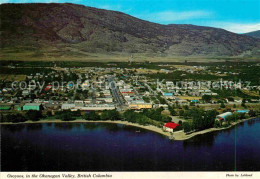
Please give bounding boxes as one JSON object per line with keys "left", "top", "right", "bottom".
{"left": 1, "top": 0, "right": 260, "bottom": 33}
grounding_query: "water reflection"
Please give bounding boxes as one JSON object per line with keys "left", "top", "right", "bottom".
{"left": 74, "top": 123, "right": 81, "bottom": 129}
{"left": 238, "top": 122, "right": 244, "bottom": 127}
{"left": 183, "top": 132, "right": 217, "bottom": 149}
{"left": 2, "top": 124, "right": 26, "bottom": 133}
{"left": 46, "top": 123, "right": 53, "bottom": 127}
{"left": 248, "top": 118, "right": 260, "bottom": 125}
{"left": 26, "top": 124, "right": 43, "bottom": 131}
{"left": 83, "top": 123, "right": 99, "bottom": 130}
{"left": 54, "top": 123, "right": 73, "bottom": 130}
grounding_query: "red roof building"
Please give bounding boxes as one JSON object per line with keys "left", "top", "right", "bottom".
{"left": 44, "top": 85, "right": 52, "bottom": 91}
{"left": 163, "top": 122, "right": 180, "bottom": 132}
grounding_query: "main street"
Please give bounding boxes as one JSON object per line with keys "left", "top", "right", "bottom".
{"left": 107, "top": 76, "right": 125, "bottom": 108}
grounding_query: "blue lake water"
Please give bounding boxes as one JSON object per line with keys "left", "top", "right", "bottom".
{"left": 1, "top": 118, "right": 260, "bottom": 171}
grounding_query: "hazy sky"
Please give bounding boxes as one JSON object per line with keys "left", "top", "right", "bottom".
{"left": 2, "top": 0, "right": 260, "bottom": 33}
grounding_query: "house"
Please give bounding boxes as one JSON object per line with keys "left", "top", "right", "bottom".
{"left": 23, "top": 103, "right": 43, "bottom": 111}
{"left": 216, "top": 112, "right": 232, "bottom": 121}
{"left": 163, "top": 122, "right": 180, "bottom": 132}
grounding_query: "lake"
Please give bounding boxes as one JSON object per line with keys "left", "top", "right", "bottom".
{"left": 1, "top": 118, "right": 260, "bottom": 171}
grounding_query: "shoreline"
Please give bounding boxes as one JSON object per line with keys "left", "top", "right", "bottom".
{"left": 172, "top": 116, "right": 258, "bottom": 140}
{"left": 0, "top": 119, "right": 172, "bottom": 137}
{"left": 0, "top": 117, "right": 258, "bottom": 140}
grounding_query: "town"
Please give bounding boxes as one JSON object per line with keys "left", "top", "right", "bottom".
{"left": 0, "top": 61, "right": 259, "bottom": 139}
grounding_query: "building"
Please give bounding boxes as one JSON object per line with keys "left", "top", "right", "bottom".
{"left": 158, "top": 104, "right": 168, "bottom": 109}
{"left": 191, "top": 100, "right": 199, "bottom": 103}
{"left": 22, "top": 90, "right": 29, "bottom": 96}
{"left": 61, "top": 103, "right": 76, "bottom": 110}
{"left": 23, "top": 103, "right": 42, "bottom": 111}
{"left": 44, "top": 85, "right": 52, "bottom": 91}
{"left": 96, "top": 97, "right": 113, "bottom": 103}
{"left": 163, "top": 92, "right": 174, "bottom": 99}
{"left": 216, "top": 112, "right": 232, "bottom": 121}
{"left": 120, "top": 89, "right": 135, "bottom": 96}
{"left": 129, "top": 103, "right": 153, "bottom": 110}
{"left": 74, "top": 104, "right": 116, "bottom": 111}
{"left": 236, "top": 110, "right": 249, "bottom": 113}
{"left": 0, "top": 105, "right": 12, "bottom": 110}
{"left": 81, "top": 80, "right": 90, "bottom": 89}
{"left": 163, "top": 122, "right": 180, "bottom": 132}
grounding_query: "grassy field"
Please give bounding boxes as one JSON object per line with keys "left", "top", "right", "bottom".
{"left": 1, "top": 46, "right": 260, "bottom": 63}
{"left": 0, "top": 74, "right": 27, "bottom": 81}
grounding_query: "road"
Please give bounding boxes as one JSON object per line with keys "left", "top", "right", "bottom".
{"left": 107, "top": 76, "right": 125, "bottom": 108}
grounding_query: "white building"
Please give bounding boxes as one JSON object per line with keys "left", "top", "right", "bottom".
{"left": 61, "top": 103, "right": 76, "bottom": 110}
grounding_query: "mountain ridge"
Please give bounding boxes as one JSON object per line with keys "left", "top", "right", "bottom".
{"left": 1, "top": 3, "right": 260, "bottom": 60}
{"left": 244, "top": 30, "right": 260, "bottom": 39}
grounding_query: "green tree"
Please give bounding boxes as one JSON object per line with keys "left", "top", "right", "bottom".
{"left": 4, "top": 113, "right": 27, "bottom": 123}
{"left": 136, "top": 115, "right": 149, "bottom": 125}
{"left": 25, "top": 110, "right": 42, "bottom": 121}
{"left": 248, "top": 110, "right": 256, "bottom": 117}
{"left": 214, "top": 120, "right": 221, "bottom": 128}
{"left": 183, "top": 105, "right": 189, "bottom": 110}
{"left": 203, "top": 110, "right": 217, "bottom": 129}
{"left": 60, "top": 112, "right": 74, "bottom": 121}
{"left": 46, "top": 111, "right": 52, "bottom": 117}
{"left": 101, "top": 110, "right": 120, "bottom": 121}
{"left": 220, "top": 102, "right": 225, "bottom": 108}
{"left": 183, "top": 122, "right": 192, "bottom": 133}
{"left": 123, "top": 110, "right": 137, "bottom": 123}
{"left": 241, "top": 99, "right": 247, "bottom": 108}
{"left": 202, "top": 95, "right": 212, "bottom": 103}
{"left": 168, "top": 105, "right": 177, "bottom": 116}
{"left": 83, "top": 111, "right": 100, "bottom": 121}
{"left": 179, "top": 110, "right": 184, "bottom": 117}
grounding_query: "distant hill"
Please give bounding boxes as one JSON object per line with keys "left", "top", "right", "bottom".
{"left": 244, "top": 30, "right": 260, "bottom": 38}
{"left": 0, "top": 3, "right": 260, "bottom": 60}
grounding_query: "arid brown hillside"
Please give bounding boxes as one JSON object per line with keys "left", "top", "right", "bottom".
{"left": 1, "top": 3, "right": 260, "bottom": 59}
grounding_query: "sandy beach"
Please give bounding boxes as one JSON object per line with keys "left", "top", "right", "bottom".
{"left": 0, "top": 117, "right": 257, "bottom": 140}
